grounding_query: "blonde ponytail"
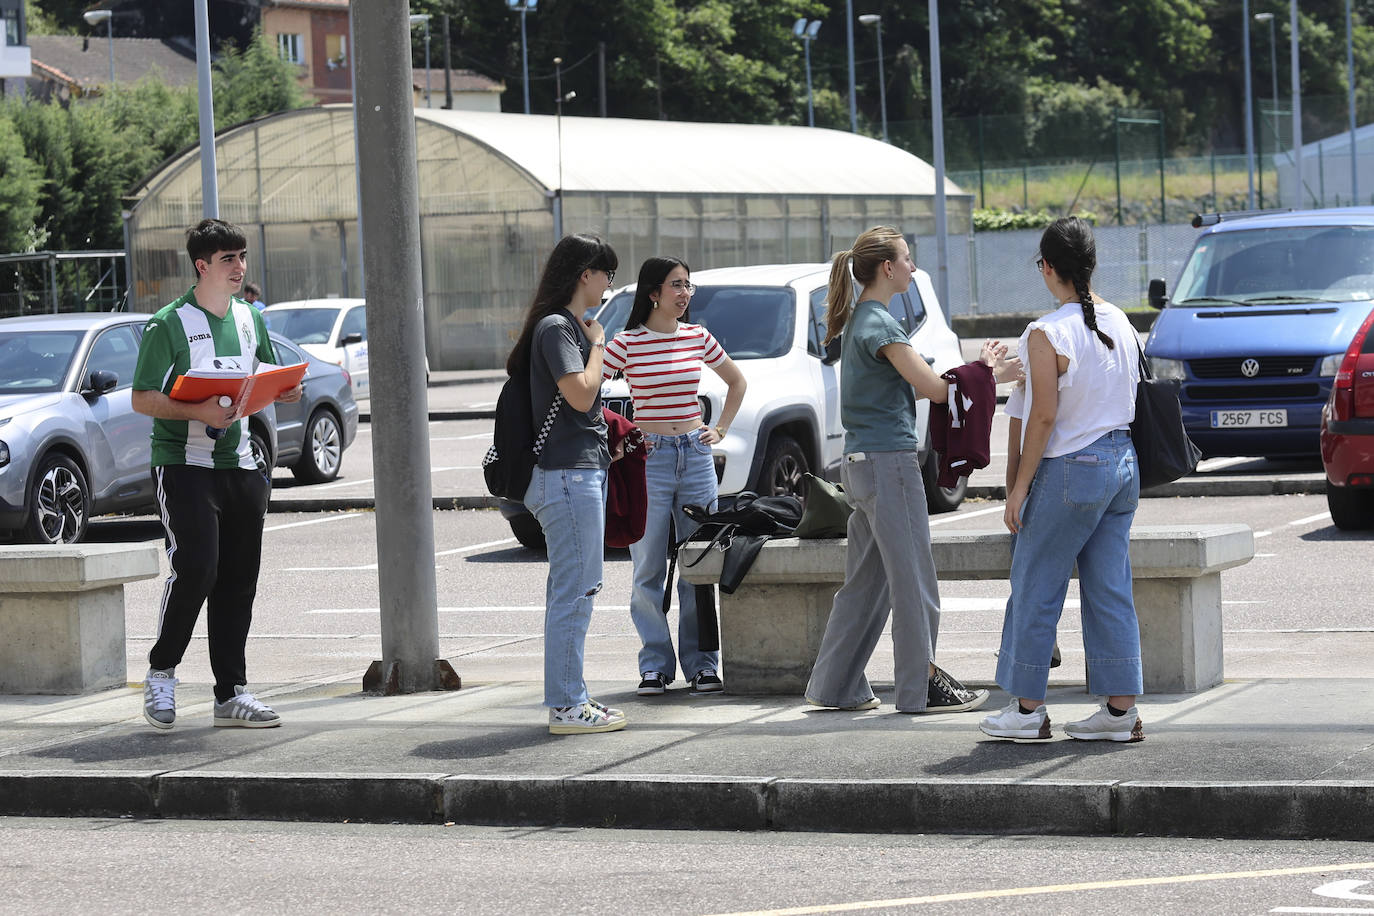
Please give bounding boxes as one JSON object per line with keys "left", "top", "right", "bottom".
{"left": 823, "top": 250, "right": 855, "bottom": 345}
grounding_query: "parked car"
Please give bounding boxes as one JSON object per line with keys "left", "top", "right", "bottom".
{"left": 1320, "top": 304, "right": 1374, "bottom": 529}
{"left": 263, "top": 298, "right": 370, "bottom": 400}
{"left": 1146, "top": 208, "right": 1374, "bottom": 458}
{"left": 498, "top": 262, "right": 966, "bottom": 550}
{"left": 0, "top": 314, "right": 357, "bottom": 545}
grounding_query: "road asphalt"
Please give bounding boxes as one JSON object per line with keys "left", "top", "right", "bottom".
{"left": 1, "top": 369, "right": 1365, "bottom": 840}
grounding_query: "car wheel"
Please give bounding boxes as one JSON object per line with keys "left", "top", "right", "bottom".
{"left": 923, "top": 449, "right": 967, "bottom": 514}
{"left": 22, "top": 454, "right": 90, "bottom": 545}
{"left": 508, "top": 511, "right": 546, "bottom": 551}
{"left": 292, "top": 408, "right": 344, "bottom": 483}
{"left": 1326, "top": 481, "right": 1374, "bottom": 531}
{"left": 758, "top": 434, "right": 808, "bottom": 500}
{"left": 248, "top": 427, "right": 273, "bottom": 477}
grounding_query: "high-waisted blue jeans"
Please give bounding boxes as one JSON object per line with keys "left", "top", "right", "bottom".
{"left": 525, "top": 465, "right": 607, "bottom": 708}
{"left": 628, "top": 428, "right": 720, "bottom": 682}
{"left": 996, "top": 429, "right": 1143, "bottom": 701}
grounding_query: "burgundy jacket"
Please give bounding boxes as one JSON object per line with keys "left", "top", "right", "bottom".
{"left": 604, "top": 408, "right": 648, "bottom": 548}
{"left": 929, "top": 361, "right": 996, "bottom": 488}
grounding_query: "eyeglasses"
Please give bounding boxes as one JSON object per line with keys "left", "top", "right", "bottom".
{"left": 666, "top": 280, "right": 696, "bottom": 293}
{"left": 1034, "top": 257, "right": 1045, "bottom": 271}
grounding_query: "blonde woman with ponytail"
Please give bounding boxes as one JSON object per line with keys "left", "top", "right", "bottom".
{"left": 806, "top": 226, "right": 1001, "bottom": 714}
{"left": 979, "top": 216, "right": 1146, "bottom": 744}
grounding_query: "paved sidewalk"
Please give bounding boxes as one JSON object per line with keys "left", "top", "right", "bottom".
{"left": 1, "top": 673, "right": 1370, "bottom": 839}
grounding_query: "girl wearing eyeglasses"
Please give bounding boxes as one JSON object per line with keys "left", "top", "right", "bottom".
{"left": 602, "top": 256, "right": 747, "bottom": 697}
{"left": 508, "top": 233, "right": 623, "bottom": 735}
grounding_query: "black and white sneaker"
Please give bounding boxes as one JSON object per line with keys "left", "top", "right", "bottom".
{"left": 924, "top": 665, "right": 990, "bottom": 713}
{"left": 690, "top": 670, "right": 724, "bottom": 694}
{"left": 637, "top": 672, "right": 667, "bottom": 696}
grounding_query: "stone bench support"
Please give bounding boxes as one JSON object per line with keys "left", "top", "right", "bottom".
{"left": 0, "top": 544, "right": 162, "bottom": 695}
{"left": 679, "top": 525, "right": 1254, "bottom": 696}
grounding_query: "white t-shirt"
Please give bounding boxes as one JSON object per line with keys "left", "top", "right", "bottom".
{"left": 1004, "top": 300, "right": 1140, "bottom": 458}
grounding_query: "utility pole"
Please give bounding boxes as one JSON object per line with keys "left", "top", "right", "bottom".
{"left": 442, "top": 13, "right": 453, "bottom": 109}
{"left": 350, "top": 0, "right": 456, "bottom": 695}
{"left": 193, "top": 0, "right": 217, "bottom": 218}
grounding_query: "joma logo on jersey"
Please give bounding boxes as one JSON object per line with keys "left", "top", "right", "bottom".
{"left": 187, "top": 333, "right": 212, "bottom": 343}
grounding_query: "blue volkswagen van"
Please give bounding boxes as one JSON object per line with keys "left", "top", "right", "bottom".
{"left": 1146, "top": 208, "right": 1374, "bottom": 458}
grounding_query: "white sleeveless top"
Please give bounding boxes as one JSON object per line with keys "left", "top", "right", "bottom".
{"left": 1004, "top": 301, "right": 1140, "bottom": 458}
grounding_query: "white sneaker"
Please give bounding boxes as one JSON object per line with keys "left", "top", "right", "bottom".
{"left": 1065, "top": 704, "right": 1144, "bottom": 742}
{"left": 549, "top": 701, "right": 627, "bottom": 735}
{"left": 979, "top": 700, "right": 1052, "bottom": 739}
{"left": 142, "top": 668, "right": 177, "bottom": 730}
{"left": 212, "top": 685, "right": 281, "bottom": 728}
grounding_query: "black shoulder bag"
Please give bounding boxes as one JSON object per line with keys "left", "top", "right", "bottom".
{"left": 1130, "top": 336, "right": 1202, "bottom": 489}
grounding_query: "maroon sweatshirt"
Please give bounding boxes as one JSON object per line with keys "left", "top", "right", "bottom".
{"left": 929, "top": 361, "right": 996, "bottom": 488}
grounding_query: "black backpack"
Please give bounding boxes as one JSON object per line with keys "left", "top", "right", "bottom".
{"left": 482, "top": 371, "right": 563, "bottom": 501}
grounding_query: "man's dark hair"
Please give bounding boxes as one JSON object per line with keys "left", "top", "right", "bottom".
{"left": 186, "top": 219, "right": 248, "bottom": 274}
{"left": 243, "top": 282, "right": 262, "bottom": 301}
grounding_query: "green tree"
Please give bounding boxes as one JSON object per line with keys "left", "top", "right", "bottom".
{"left": 0, "top": 115, "right": 43, "bottom": 253}
{"left": 211, "top": 30, "right": 309, "bottom": 130}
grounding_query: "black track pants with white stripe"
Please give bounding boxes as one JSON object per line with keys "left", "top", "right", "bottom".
{"left": 148, "top": 465, "right": 270, "bottom": 703}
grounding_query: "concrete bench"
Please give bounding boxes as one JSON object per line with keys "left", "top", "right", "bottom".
{"left": 679, "top": 525, "right": 1255, "bottom": 696}
{"left": 0, "top": 544, "right": 162, "bottom": 695}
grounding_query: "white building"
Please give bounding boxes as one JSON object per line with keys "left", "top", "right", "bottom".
{"left": 0, "top": 0, "right": 32, "bottom": 97}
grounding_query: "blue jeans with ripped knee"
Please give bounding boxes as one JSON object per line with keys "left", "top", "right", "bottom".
{"left": 525, "top": 465, "right": 607, "bottom": 708}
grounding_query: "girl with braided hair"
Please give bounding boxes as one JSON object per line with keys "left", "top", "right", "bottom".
{"left": 979, "top": 216, "right": 1146, "bottom": 743}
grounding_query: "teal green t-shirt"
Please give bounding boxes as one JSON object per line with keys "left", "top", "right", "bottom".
{"left": 840, "top": 299, "right": 919, "bottom": 453}
{"left": 132, "top": 287, "right": 277, "bottom": 469}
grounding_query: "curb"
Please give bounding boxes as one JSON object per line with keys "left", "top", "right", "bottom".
{"left": 1, "top": 772, "right": 1369, "bottom": 839}
{"left": 269, "top": 495, "right": 500, "bottom": 512}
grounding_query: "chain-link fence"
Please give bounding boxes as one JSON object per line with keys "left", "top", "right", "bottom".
{"left": 0, "top": 251, "right": 129, "bottom": 318}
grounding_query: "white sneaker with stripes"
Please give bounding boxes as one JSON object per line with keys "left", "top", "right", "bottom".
{"left": 142, "top": 668, "right": 178, "bottom": 730}
{"left": 212, "top": 685, "right": 281, "bottom": 728}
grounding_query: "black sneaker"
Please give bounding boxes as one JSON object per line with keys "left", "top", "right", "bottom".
{"left": 637, "top": 672, "right": 667, "bottom": 696}
{"left": 925, "top": 665, "right": 990, "bottom": 713}
{"left": 690, "top": 670, "right": 724, "bottom": 694}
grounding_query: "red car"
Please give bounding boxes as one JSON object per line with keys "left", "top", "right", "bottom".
{"left": 1321, "top": 306, "right": 1374, "bottom": 529}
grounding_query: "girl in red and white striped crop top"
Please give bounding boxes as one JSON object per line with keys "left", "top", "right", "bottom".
{"left": 604, "top": 257, "right": 747, "bottom": 697}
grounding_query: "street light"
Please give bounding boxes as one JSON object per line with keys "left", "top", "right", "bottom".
{"left": 507, "top": 0, "right": 538, "bottom": 115}
{"left": 409, "top": 14, "right": 431, "bottom": 108}
{"left": 82, "top": 9, "right": 114, "bottom": 87}
{"left": 1255, "top": 11, "right": 1278, "bottom": 207}
{"left": 858, "top": 13, "right": 887, "bottom": 143}
{"left": 793, "top": 18, "right": 821, "bottom": 128}
{"left": 1242, "top": 1, "right": 1256, "bottom": 209}
{"left": 553, "top": 56, "right": 576, "bottom": 239}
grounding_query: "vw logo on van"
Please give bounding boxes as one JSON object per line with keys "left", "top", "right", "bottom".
{"left": 1240, "top": 358, "right": 1260, "bottom": 378}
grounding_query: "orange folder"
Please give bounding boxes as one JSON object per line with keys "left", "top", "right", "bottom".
{"left": 169, "top": 362, "right": 307, "bottom": 417}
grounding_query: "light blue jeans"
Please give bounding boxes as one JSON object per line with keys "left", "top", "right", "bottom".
{"left": 525, "top": 465, "right": 607, "bottom": 708}
{"left": 996, "top": 429, "right": 1143, "bottom": 701}
{"left": 629, "top": 429, "right": 720, "bottom": 682}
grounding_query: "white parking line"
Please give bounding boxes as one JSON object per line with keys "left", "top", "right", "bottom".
{"left": 287, "top": 535, "right": 518, "bottom": 571}
{"left": 431, "top": 433, "right": 492, "bottom": 441}
{"left": 1289, "top": 511, "right": 1332, "bottom": 526}
{"left": 308, "top": 605, "right": 632, "bottom": 614}
{"left": 929, "top": 504, "right": 1005, "bottom": 526}
{"left": 264, "top": 513, "right": 365, "bottom": 533}
{"left": 1197, "top": 456, "right": 1252, "bottom": 472}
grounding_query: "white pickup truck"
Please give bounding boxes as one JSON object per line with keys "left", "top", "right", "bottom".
{"left": 499, "top": 262, "right": 968, "bottom": 550}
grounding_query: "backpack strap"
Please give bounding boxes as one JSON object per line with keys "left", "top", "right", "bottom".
{"left": 531, "top": 391, "right": 564, "bottom": 457}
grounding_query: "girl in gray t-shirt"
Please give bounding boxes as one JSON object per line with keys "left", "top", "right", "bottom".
{"left": 505, "top": 234, "right": 624, "bottom": 736}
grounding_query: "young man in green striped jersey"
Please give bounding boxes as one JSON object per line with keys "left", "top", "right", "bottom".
{"left": 131, "top": 218, "right": 303, "bottom": 731}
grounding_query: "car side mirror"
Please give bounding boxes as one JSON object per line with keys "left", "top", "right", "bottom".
{"left": 340, "top": 332, "right": 363, "bottom": 346}
{"left": 1148, "top": 278, "right": 1168, "bottom": 310}
{"left": 82, "top": 369, "right": 118, "bottom": 398}
{"left": 823, "top": 336, "right": 841, "bottom": 365}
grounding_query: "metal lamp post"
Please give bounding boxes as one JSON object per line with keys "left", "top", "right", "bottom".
{"left": 1242, "top": 0, "right": 1256, "bottom": 209}
{"left": 82, "top": 9, "right": 114, "bottom": 86}
{"left": 507, "top": 0, "right": 538, "bottom": 114}
{"left": 1256, "top": 11, "right": 1278, "bottom": 207}
{"left": 858, "top": 14, "right": 887, "bottom": 143}
{"left": 409, "top": 14, "right": 431, "bottom": 108}
{"left": 793, "top": 18, "right": 821, "bottom": 128}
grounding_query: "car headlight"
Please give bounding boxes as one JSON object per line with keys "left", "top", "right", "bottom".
{"left": 0, "top": 440, "right": 9, "bottom": 469}
{"left": 1147, "top": 357, "right": 1185, "bottom": 381}
{"left": 1318, "top": 352, "right": 1347, "bottom": 377}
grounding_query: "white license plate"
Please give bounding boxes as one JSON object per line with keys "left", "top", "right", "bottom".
{"left": 1210, "top": 409, "right": 1288, "bottom": 428}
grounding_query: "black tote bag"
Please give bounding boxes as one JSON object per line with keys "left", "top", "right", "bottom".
{"left": 1131, "top": 340, "right": 1202, "bottom": 489}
